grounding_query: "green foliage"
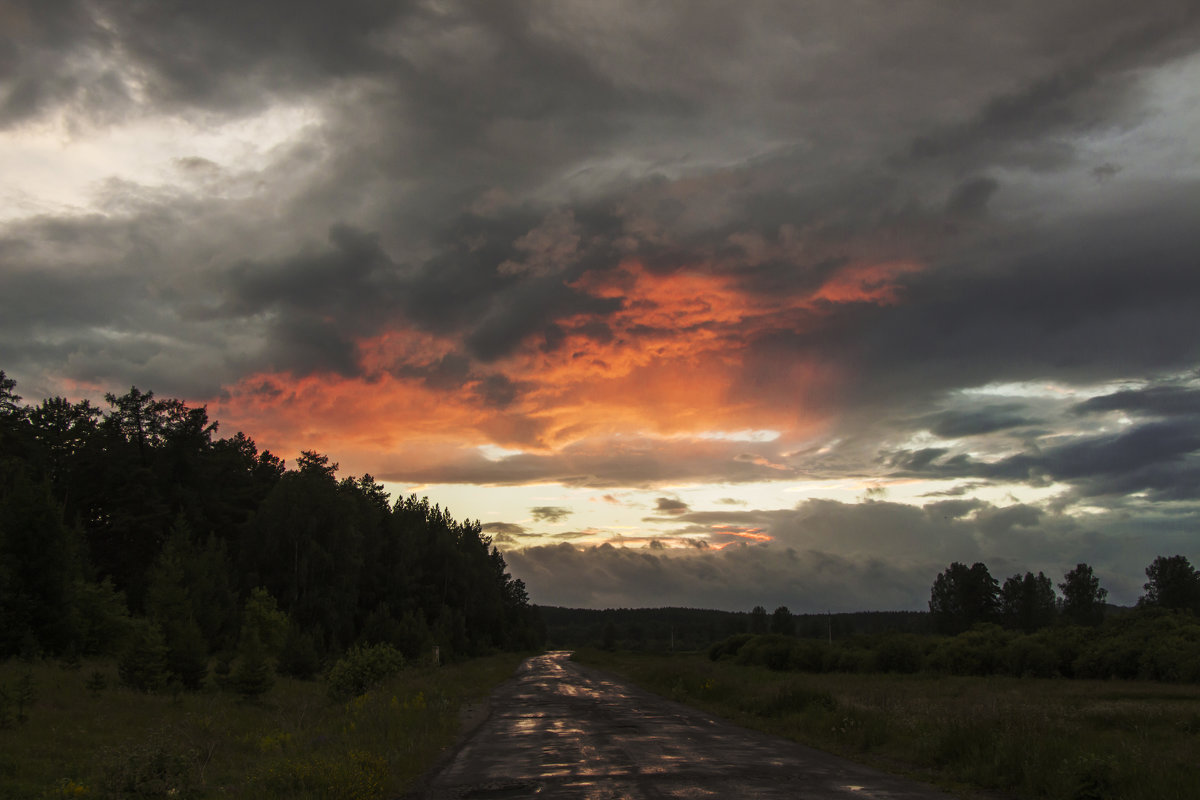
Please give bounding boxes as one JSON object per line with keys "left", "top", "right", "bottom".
{"left": 1061, "top": 563, "right": 1108, "bottom": 627}
{"left": 929, "top": 562, "right": 1000, "bottom": 635}
{"left": 86, "top": 669, "right": 108, "bottom": 697}
{"left": 999, "top": 571, "right": 1057, "bottom": 632}
{"left": 162, "top": 617, "right": 209, "bottom": 690}
{"left": 0, "top": 376, "right": 538, "bottom": 673}
{"left": 873, "top": 634, "right": 924, "bottom": 674}
{"left": 601, "top": 621, "right": 617, "bottom": 651}
{"left": 243, "top": 586, "right": 289, "bottom": 656}
{"left": 749, "top": 605, "right": 768, "bottom": 634}
{"left": 14, "top": 670, "right": 35, "bottom": 723}
{"left": 770, "top": 605, "right": 795, "bottom": 636}
{"left": 118, "top": 621, "right": 169, "bottom": 692}
{"left": 577, "top": 649, "right": 1200, "bottom": 800}
{"left": 230, "top": 631, "right": 275, "bottom": 700}
{"left": 254, "top": 751, "right": 389, "bottom": 800}
{"left": 1141, "top": 554, "right": 1200, "bottom": 613}
{"left": 0, "top": 469, "right": 77, "bottom": 656}
{"left": 326, "top": 643, "right": 405, "bottom": 701}
{"left": 277, "top": 624, "right": 321, "bottom": 680}
{"left": 0, "top": 651, "right": 524, "bottom": 798}
{"left": 98, "top": 734, "right": 201, "bottom": 800}
{"left": 708, "top": 632, "right": 753, "bottom": 661}
{"left": 71, "top": 577, "right": 133, "bottom": 656}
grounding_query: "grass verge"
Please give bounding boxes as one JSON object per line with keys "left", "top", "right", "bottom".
{"left": 574, "top": 648, "right": 1200, "bottom": 800}
{"left": 0, "top": 652, "right": 524, "bottom": 799}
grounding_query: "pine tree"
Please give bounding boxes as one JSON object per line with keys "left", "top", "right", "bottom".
{"left": 118, "top": 621, "right": 169, "bottom": 692}
{"left": 230, "top": 630, "right": 274, "bottom": 700}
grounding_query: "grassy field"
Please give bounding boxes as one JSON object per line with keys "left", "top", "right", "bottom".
{"left": 574, "top": 648, "right": 1200, "bottom": 800}
{"left": 0, "top": 652, "right": 524, "bottom": 799}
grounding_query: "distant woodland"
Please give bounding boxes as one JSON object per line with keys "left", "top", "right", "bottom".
{"left": 0, "top": 371, "right": 541, "bottom": 687}
{"left": 546, "top": 557, "right": 1200, "bottom": 682}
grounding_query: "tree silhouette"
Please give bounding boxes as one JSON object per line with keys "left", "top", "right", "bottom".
{"left": 1059, "top": 563, "right": 1107, "bottom": 626}
{"left": 999, "top": 572, "right": 1057, "bottom": 632}
{"left": 1141, "top": 555, "right": 1200, "bottom": 613}
{"left": 770, "top": 606, "right": 795, "bottom": 636}
{"left": 749, "top": 605, "right": 768, "bottom": 634}
{"left": 929, "top": 562, "right": 1000, "bottom": 634}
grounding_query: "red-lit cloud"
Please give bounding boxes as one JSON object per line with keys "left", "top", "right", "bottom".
{"left": 213, "top": 256, "right": 922, "bottom": 482}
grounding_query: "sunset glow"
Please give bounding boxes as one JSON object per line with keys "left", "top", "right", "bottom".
{"left": 6, "top": 1, "right": 1200, "bottom": 609}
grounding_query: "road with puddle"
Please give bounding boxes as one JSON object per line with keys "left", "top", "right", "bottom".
{"left": 421, "top": 651, "right": 954, "bottom": 799}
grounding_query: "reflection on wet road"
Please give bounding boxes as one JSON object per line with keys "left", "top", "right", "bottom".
{"left": 422, "top": 651, "right": 953, "bottom": 799}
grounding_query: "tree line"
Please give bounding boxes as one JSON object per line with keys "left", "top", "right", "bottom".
{"left": 928, "top": 557, "right": 1200, "bottom": 634}
{"left": 0, "top": 370, "right": 541, "bottom": 687}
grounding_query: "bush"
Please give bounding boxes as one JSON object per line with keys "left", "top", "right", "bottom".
{"left": 326, "top": 643, "right": 405, "bottom": 701}
{"left": 98, "top": 735, "right": 200, "bottom": 799}
{"left": 874, "top": 634, "right": 924, "bottom": 674}
{"left": 1003, "top": 637, "right": 1058, "bottom": 678}
{"left": 735, "top": 634, "right": 796, "bottom": 671}
{"left": 708, "top": 633, "right": 753, "bottom": 661}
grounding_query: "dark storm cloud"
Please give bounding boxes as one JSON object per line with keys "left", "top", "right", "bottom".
{"left": 1073, "top": 385, "right": 1200, "bottom": 418}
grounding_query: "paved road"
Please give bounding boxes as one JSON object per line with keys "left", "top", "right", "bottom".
{"left": 420, "top": 651, "right": 955, "bottom": 799}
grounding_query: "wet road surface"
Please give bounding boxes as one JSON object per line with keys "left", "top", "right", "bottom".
{"left": 421, "top": 651, "right": 955, "bottom": 799}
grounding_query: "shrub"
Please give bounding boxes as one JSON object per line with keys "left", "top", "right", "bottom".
{"left": 735, "top": 634, "right": 796, "bottom": 671}
{"left": 1003, "top": 636, "right": 1058, "bottom": 678}
{"left": 874, "top": 634, "right": 924, "bottom": 674}
{"left": 326, "top": 643, "right": 406, "bottom": 701}
{"left": 98, "top": 735, "right": 200, "bottom": 800}
{"left": 708, "top": 633, "right": 753, "bottom": 661}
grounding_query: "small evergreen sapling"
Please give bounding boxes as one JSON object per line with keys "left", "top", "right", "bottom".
{"left": 230, "top": 630, "right": 275, "bottom": 700}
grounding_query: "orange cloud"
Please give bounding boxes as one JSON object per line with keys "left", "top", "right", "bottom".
{"left": 210, "top": 256, "right": 922, "bottom": 481}
{"left": 710, "top": 525, "right": 773, "bottom": 543}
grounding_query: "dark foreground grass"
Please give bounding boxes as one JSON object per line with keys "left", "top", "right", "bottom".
{"left": 0, "top": 652, "right": 524, "bottom": 799}
{"left": 575, "top": 648, "right": 1200, "bottom": 800}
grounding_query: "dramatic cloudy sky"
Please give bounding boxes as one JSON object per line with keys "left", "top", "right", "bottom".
{"left": 4, "top": 1, "right": 1200, "bottom": 611}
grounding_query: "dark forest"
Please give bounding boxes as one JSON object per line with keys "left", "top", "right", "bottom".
{"left": 0, "top": 371, "right": 541, "bottom": 687}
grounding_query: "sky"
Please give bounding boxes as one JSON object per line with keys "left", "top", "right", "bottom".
{"left": 3, "top": 1, "right": 1200, "bottom": 612}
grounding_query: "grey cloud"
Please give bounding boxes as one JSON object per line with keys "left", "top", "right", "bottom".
{"left": 924, "top": 404, "right": 1040, "bottom": 438}
{"left": 481, "top": 521, "right": 531, "bottom": 537}
{"left": 530, "top": 506, "right": 572, "bottom": 523}
{"left": 1073, "top": 385, "right": 1200, "bottom": 418}
{"left": 944, "top": 177, "right": 1000, "bottom": 218}
{"left": 652, "top": 497, "right": 690, "bottom": 516}
{"left": 890, "top": 418, "right": 1200, "bottom": 501}
{"left": 508, "top": 496, "right": 1197, "bottom": 610}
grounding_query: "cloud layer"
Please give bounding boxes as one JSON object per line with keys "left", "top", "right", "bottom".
{"left": 4, "top": 1, "right": 1200, "bottom": 608}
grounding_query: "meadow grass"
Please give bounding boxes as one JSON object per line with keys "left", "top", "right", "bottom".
{"left": 0, "top": 652, "right": 524, "bottom": 799}
{"left": 575, "top": 648, "right": 1200, "bottom": 800}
